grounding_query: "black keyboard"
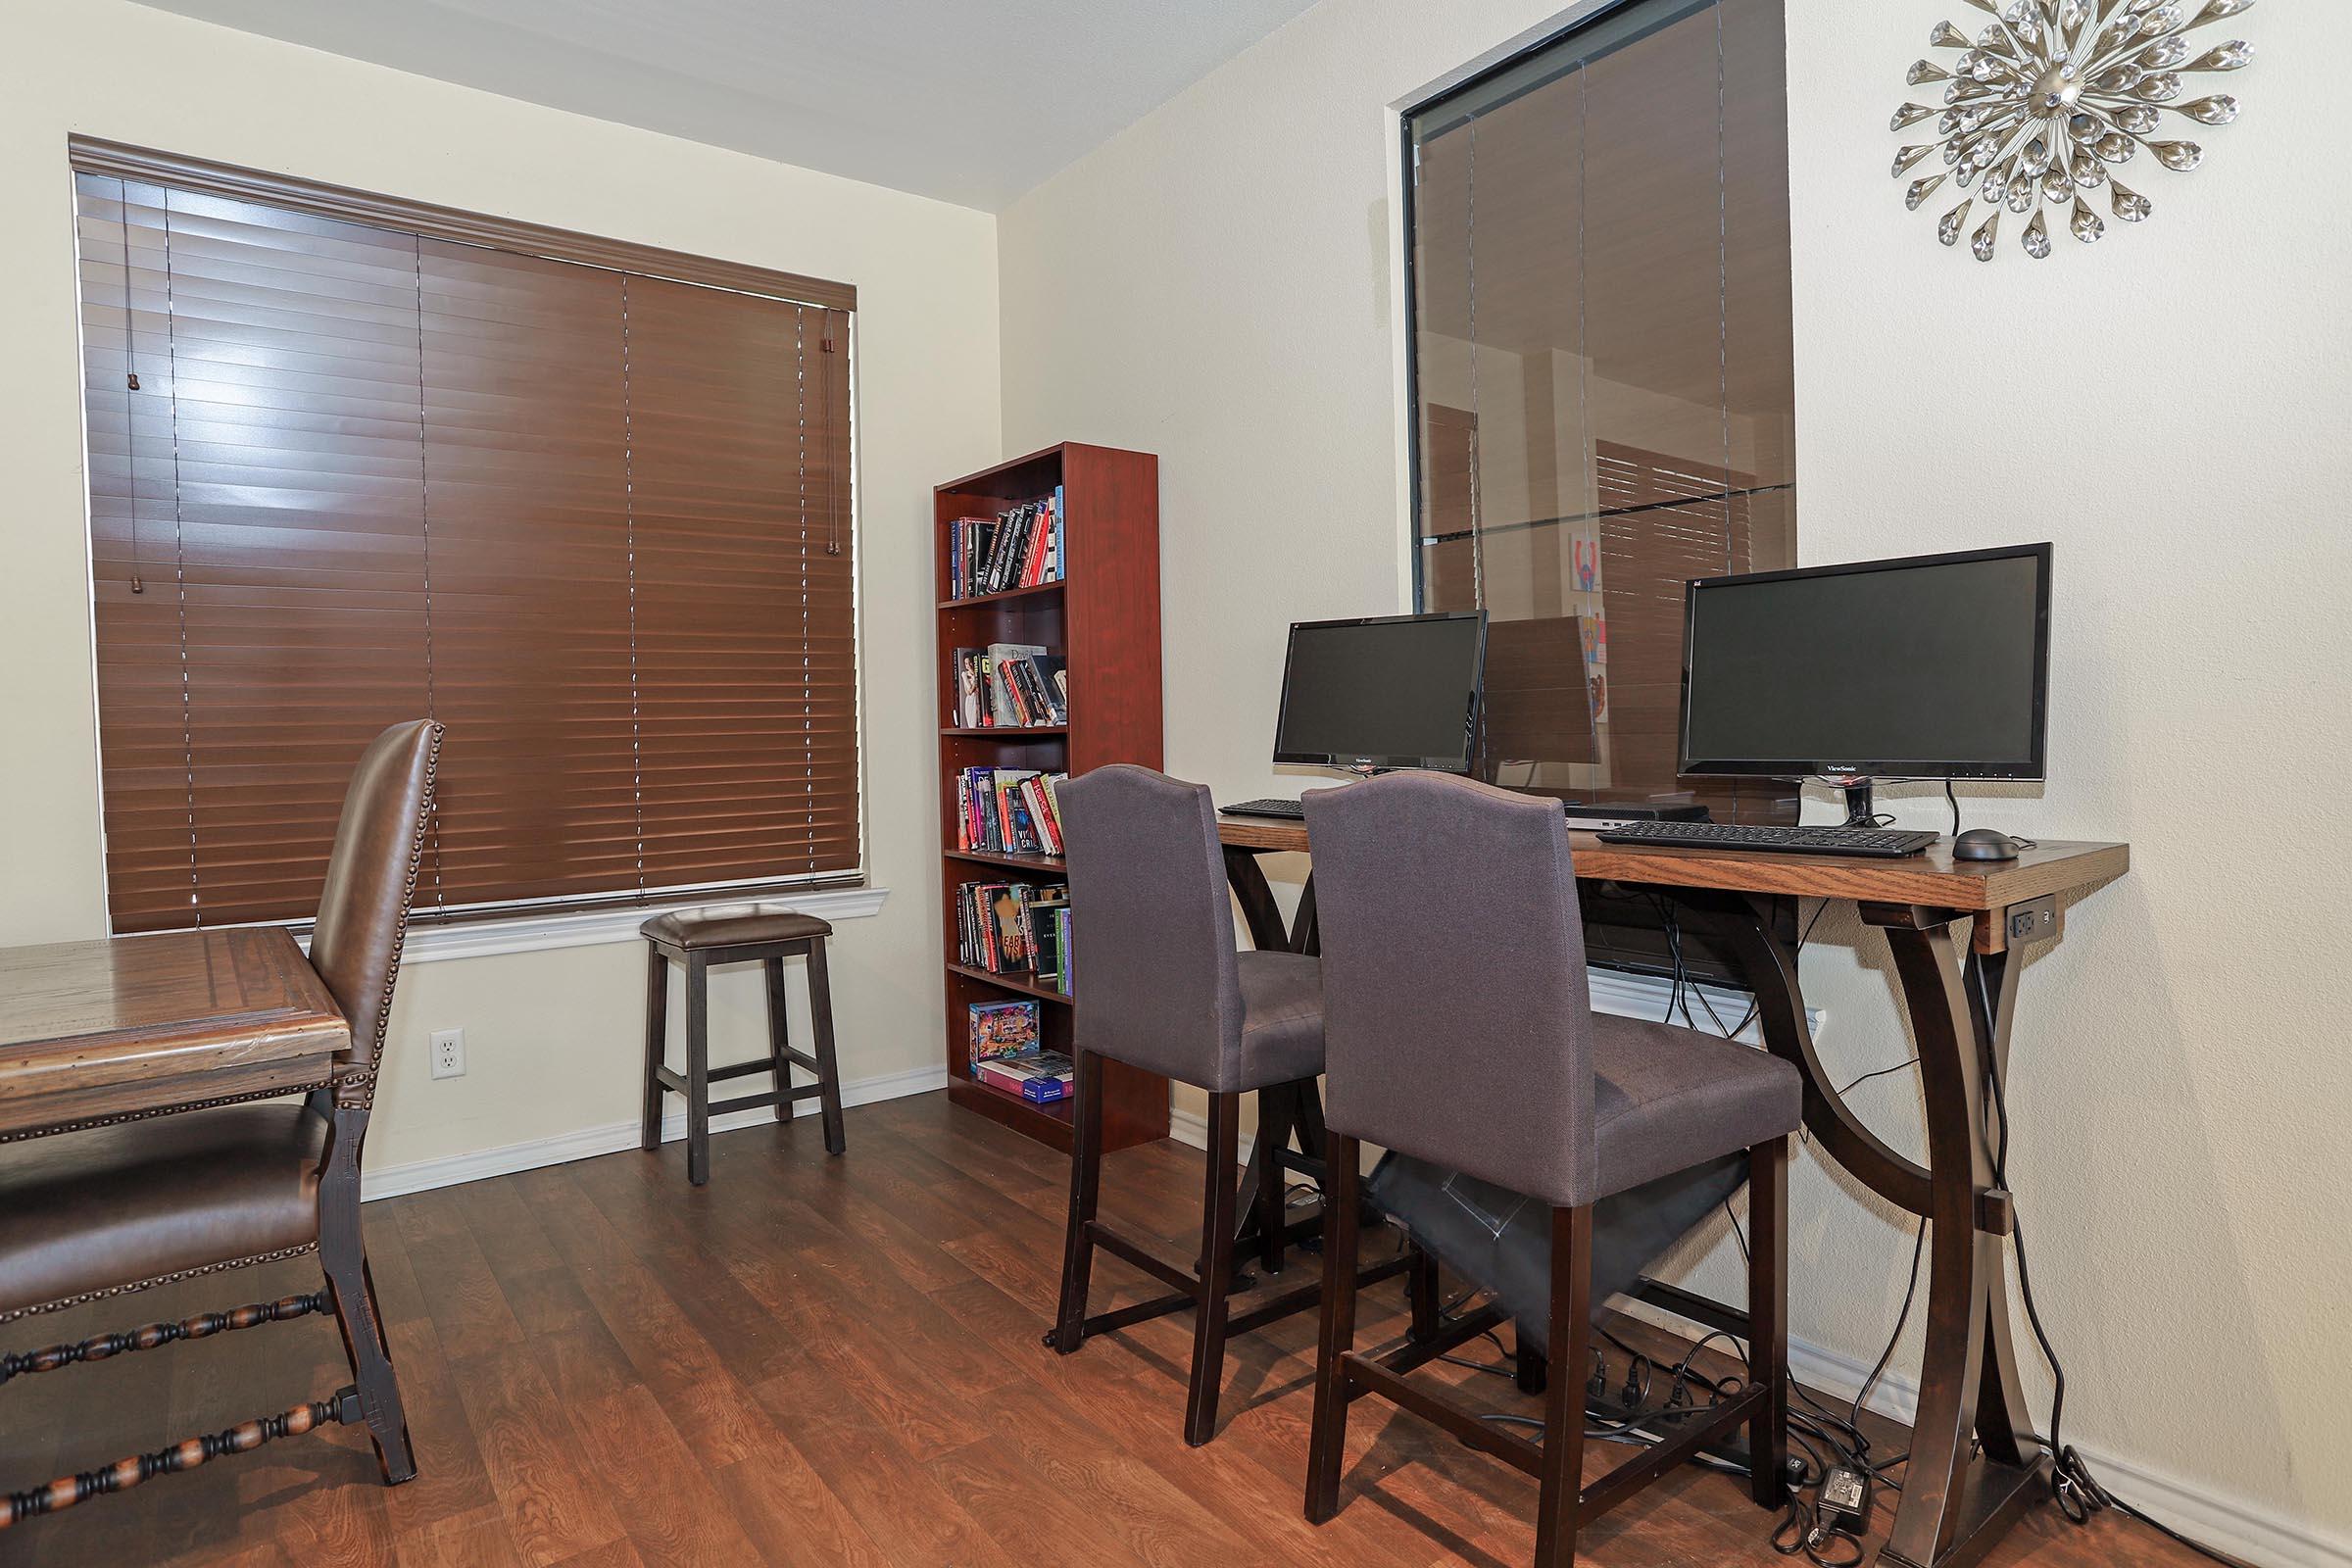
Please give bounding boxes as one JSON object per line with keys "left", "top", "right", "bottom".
{"left": 1594, "top": 820, "right": 1938, "bottom": 858}
{"left": 1220, "top": 798, "right": 1306, "bottom": 819}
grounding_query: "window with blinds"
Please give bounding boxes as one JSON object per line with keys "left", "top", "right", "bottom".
{"left": 72, "top": 143, "right": 859, "bottom": 933}
{"left": 1405, "top": 0, "right": 1796, "bottom": 821}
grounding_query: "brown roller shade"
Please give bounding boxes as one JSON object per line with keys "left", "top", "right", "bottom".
{"left": 74, "top": 158, "right": 859, "bottom": 934}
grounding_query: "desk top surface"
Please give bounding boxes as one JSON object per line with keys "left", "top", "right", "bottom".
{"left": 0, "top": 927, "right": 347, "bottom": 1103}
{"left": 1216, "top": 817, "right": 2128, "bottom": 912}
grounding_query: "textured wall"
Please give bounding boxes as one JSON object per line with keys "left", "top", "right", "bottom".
{"left": 999, "top": 0, "right": 2352, "bottom": 1553}
{"left": 0, "top": 0, "right": 1001, "bottom": 1172}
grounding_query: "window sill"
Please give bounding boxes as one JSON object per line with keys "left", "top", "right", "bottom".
{"left": 378, "top": 885, "right": 891, "bottom": 965}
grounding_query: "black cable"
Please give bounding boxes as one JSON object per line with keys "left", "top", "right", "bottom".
{"left": 1969, "top": 964, "right": 2249, "bottom": 1568}
{"left": 1849, "top": 1220, "right": 1925, "bottom": 1437}
{"left": 1944, "top": 778, "right": 1960, "bottom": 837}
{"left": 1835, "top": 1056, "right": 1918, "bottom": 1096}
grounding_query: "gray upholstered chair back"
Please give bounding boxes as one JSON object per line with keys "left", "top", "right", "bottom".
{"left": 1057, "top": 765, "right": 1245, "bottom": 1089}
{"left": 1303, "top": 772, "right": 1599, "bottom": 1208}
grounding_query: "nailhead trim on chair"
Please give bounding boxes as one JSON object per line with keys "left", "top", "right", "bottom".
{"left": 337, "top": 723, "right": 440, "bottom": 1113}
{"left": 0, "top": 1246, "right": 321, "bottom": 1326}
{"left": 0, "top": 1082, "right": 334, "bottom": 1147}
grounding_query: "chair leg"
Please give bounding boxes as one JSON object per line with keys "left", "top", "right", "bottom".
{"left": 1516, "top": 1331, "right": 1548, "bottom": 1394}
{"left": 1534, "top": 1202, "right": 1592, "bottom": 1568}
{"left": 1185, "top": 1092, "right": 1243, "bottom": 1446}
{"left": 1051, "top": 1048, "right": 1105, "bottom": 1353}
{"left": 1303, "top": 1131, "right": 1362, "bottom": 1525}
{"left": 1747, "top": 1136, "right": 1790, "bottom": 1508}
{"left": 1252, "top": 1087, "right": 1291, "bottom": 1275}
{"left": 640, "top": 946, "right": 669, "bottom": 1152}
{"left": 806, "top": 937, "right": 848, "bottom": 1155}
{"left": 1407, "top": 1242, "right": 1442, "bottom": 1342}
{"left": 762, "top": 956, "right": 793, "bottom": 1124}
{"left": 685, "top": 953, "right": 710, "bottom": 1187}
{"left": 318, "top": 1108, "right": 415, "bottom": 1484}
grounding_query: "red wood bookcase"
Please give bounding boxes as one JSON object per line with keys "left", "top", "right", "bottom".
{"left": 933, "top": 443, "right": 1167, "bottom": 1152}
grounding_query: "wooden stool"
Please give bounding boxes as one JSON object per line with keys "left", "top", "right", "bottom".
{"left": 639, "top": 906, "right": 846, "bottom": 1186}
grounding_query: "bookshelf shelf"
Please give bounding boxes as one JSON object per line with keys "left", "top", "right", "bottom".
{"left": 940, "top": 725, "right": 1067, "bottom": 738}
{"left": 938, "top": 580, "right": 1066, "bottom": 611}
{"left": 944, "top": 849, "right": 1067, "bottom": 873}
{"left": 935, "top": 442, "right": 1165, "bottom": 1155}
{"left": 946, "top": 961, "right": 1073, "bottom": 1006}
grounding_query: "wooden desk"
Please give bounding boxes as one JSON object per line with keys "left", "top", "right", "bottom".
{"left": 0, "top": 928, "right": 348, "bottom": 1141}
{"left": 1219, "top": 818, "right": 2129, "bottom": 1568}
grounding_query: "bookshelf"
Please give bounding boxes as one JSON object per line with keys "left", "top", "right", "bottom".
{"left": 935, "top": 442, "right": 1166, "bottom": 1152}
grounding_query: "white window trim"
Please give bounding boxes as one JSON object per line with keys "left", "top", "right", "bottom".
{"left": 304, "top": 884, "right": 890, "bottom": 966}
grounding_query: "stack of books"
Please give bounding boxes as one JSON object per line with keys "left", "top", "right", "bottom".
{"left": 967, "top": 1001, "right": 1074, "bottom": 1102}
{"left": 950, "top": 643, "right": 1068, "bottom": 728}
{"left": 946, "top": 487, "right": 1064, "bottom": 600}
{"left": 956, "top": 880, "right": 1070, "bottom": 992}
{"left": 956, "top": 768, "right": 1066, "bottom": 858}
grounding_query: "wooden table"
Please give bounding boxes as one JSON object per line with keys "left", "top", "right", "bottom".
{"left": 0, "top": 928, "right": 348, "bottom": 1141}
{"left": 1218, "top": 816, "right": 2129, "bottom": 1568}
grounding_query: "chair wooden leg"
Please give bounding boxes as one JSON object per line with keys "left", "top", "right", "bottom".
{"left": 806, "top": 937, "right": 848, "bottom": 1155}
{"left": 1407, "top": 1243, "right": 1441, "bottom": 1342}
{"left": 1747, "top": 1136, "right": 1790, "bottom": 1508}
{"left": 640, "top": 947, "right": 669, "bottom": 1152}
{"left": 685, "top": 953, "right": 710, "bottom": 1187}
{"left": 1051, "top": 1048, "right": 1105, "bottom": 1353}
{"left": 1303, "top": 1131, "right": 1362, "bottom": 1525}
{"left": 318, "top": 1108, "right": 415, "bottom": 1484}
{"left": 762, "top": 956, "right": 793, "bottom": 1124}
{"left": 1516, "top": 1331, "right": 1548, "bottom": 1395}
{"left": 1252, "top": 1087, "right": 1291, "bottom": 1275}
{"left": 1185, "top": 1092, "right": 1242, "bottom": 1446}
{"left": 1534, "top": 1202, "right": 1592, "bottom": 1568}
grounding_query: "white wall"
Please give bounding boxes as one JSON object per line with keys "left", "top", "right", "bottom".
{"left": 0, "top": 0, "right": 1000, "bottom": 1173}
{"left": 1000, "top": 0, "right": 2352, "bottom": 1558}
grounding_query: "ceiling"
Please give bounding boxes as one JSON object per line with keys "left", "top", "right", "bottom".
{"left": 131, "top": 0, "right": 1321, "bottom": 211}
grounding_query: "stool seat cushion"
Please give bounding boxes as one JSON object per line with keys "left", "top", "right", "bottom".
{"left": 1229, "top": 950, "right": 1326, "bottom": 1092}
{"left": 641, "top": 904, "right": 832, "bottom": 951}
{"left": 0, "top": 1104, "right": 326, "bottom": 1320}
{"left": 1590, "top": 1013, "right": 1802, "bottom": 1201}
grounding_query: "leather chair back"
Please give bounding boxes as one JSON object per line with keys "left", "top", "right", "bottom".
{"left": 1303, "top": 771, "right": 1600, "bottom": 1208}
{"left": 1057, "top": 765, "right": 1244, "bottom": 1090}
{"left": 308, "top": 720, "right": 442, "bottom": 1107}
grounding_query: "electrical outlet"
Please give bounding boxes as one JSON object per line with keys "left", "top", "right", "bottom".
{"left": 429, "top": 1028, "right": 466, "bottom": 1080}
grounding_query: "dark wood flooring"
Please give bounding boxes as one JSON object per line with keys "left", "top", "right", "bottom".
{"left": 2, "top": 1092, "right": 2201, "bottom": 1567}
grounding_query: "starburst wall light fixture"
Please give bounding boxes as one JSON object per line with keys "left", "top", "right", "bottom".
{"left": 1892, "top": 0, "right": 2254, "bottom": 261}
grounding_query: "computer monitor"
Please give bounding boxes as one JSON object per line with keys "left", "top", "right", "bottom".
{"left": 1679, "top": 543, "right": 2051, "bottom": 785}
{"left": 1275, "top": 612, "right": 1488, "bottom": 772}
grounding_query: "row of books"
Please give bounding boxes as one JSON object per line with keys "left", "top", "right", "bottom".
{"left": 955, "top": 768, "right": 1066, "bottom": 858}
{"left": 955, "top": 880, "right": 1072, "bottom": 994}
{"left": 946, "top": 488, "right": 1064, "bottom": 601}
{"left": 966, "top": 999, "right": 1075, "bottom": 1103}
{"left": 951, "top": 642, "right": 1068, "bottom": 728}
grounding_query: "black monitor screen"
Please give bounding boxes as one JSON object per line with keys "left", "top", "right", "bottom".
{"left": 1275, "top": 613, "right": 1487, "bottom": 771}
{"left": 1681, "top": 546, "right": 2050, "bottom": 778}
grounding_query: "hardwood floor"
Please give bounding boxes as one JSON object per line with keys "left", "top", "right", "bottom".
{"left": 2, "top": 1092, "right": 2203, "bottom": 1568}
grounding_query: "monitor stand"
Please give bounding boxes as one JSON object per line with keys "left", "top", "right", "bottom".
{"left": 1836, "top": 779, "right": 1877, "bottom": 827}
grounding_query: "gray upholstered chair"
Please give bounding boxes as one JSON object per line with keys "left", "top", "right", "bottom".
{"left": 1051, "top": 764, "right": 1420, "bottom": 1446}
{"left": 1299, "top": 772, "right": 1802, "bottom": 1566}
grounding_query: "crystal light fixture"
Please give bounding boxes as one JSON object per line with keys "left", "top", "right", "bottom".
{"left": 1893, "top": 0, "right": 2253, "bottom": 261}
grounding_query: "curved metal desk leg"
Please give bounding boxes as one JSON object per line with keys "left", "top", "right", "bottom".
{"left": 1868, "top": 906, "right": 2049, "bottom": 1568}
{"left": 1964, "top": 944, "right": 2040, "bottom": 1473}
{"left": 1221, "top": 847, "right": 1326, "bottom": 1254}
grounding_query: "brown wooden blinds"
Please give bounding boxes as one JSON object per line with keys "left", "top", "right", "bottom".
{"left": 74, "top": 164, "right": 858, "bottom": 934}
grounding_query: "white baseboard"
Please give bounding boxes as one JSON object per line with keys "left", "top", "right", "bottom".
{"left": 358, "top": 1061, "right": 947, "bottom": 1201}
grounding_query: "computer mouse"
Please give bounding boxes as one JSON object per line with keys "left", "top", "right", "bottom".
{"left": 1951, "top": 828, "right": 2022, "bottom": 862}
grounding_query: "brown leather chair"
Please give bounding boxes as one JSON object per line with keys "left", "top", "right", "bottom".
{"left": 1051, "top": 764, "right": 1426, "bottom": 1446}
{"left": 0, "top": 719, "right": 440, "bottom": 1514}
{"left": 1299, "top": 773, "right": 1801, "bottom": 1566}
